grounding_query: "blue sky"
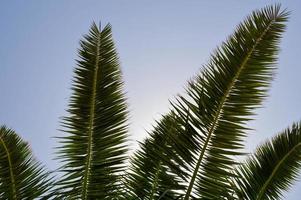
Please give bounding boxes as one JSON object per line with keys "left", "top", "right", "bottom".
{"left": 0, "top": 0, "right": 300, "bottom": 198}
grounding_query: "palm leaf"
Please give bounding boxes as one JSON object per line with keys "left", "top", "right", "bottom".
{"left": 174, "top": 5, "right": 288, "bottom": 198}
{"left": 127, "top": 4, "right": 289, "bottom": 199}
{"left": 188, "top": 5, "right": 289, "bottom": 199}
{"left": 233, "top": 122, "right": 301, "bottom": 199}
{"left": 126, "top": 112, "right": 194, "bottom": 199}
{"left": 0, "top": 126, "right": 52, "bottom": 199}
{"left": 56, "top": 22, "right": 129, "bottom": 199}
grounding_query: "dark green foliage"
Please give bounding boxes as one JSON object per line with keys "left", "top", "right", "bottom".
{"left": 0, "top": 126, "right": 51, "bottom": 199}
{"left": 56, "top": 23, "right": 129, "bottom": 199}
{"left": 126, "top": 5, "right": 290, "bottom": 199}
{"left": 0, "top": 4, "right": 300, "bottom": 200}
{"left": 233, "top": 123, "right": 301, "bottom": 200}
{"left": 126, "top": 112, "right": 195, "bottom": 199}
{"left": 190, "top": 5, "right": 289, "bottom": 199}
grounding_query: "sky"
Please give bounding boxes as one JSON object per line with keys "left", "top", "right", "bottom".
{"left": 0, "top": 0, "right": 300, "bottom": 198}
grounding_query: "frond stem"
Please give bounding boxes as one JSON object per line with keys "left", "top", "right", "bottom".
{"left": 149, "top": 161, "right": 163, "bottom": 200}
{"left": 81, "top": 28, "right": 101, "bottom": 199}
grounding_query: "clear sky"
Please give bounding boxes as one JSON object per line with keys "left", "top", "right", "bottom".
{"left": 0, "top": 0, "right": 300, "bottom": 198}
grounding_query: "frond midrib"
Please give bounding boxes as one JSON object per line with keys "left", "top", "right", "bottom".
{"left": 149, "top": 161, "right": 163, "bottom": 200}
{"left": 256, "top": 142, "right": 301, "bottom": 200}
{"left": 81, "top": 28, "right": 101, "bottom": 200}
{"left": 184, "top": 18, "right": 275, "bottom": 200}
{"left": 0, "top": 135, "right": 17, "bottom": 200}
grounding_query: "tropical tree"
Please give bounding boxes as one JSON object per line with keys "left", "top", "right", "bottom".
{"left": 0, "top": 4, "right": 300, "bottom": 200}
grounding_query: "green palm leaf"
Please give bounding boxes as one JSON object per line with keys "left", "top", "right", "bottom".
{"left": 0, "top": 126, "right": 52, "bottom": 199}
{"left": 175, "top": 5, "right": 289, "bottom": 199}
{"left": 127, "top": 4, "right": 289, "bottom": 199}
{"left": 189, "top": 5, "right": 289, "bottom": 199}
{"left": 126, "top": 112, "right": 193, "bottom": 199}
{"left": 56, "top": 22, "right": 129, "bottom": 199}
{"left": 233, "top": 122, "right": 301, "bottom": 200}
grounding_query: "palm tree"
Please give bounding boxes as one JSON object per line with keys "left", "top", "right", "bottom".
{"left": 0, "top": 4, "right": 300, "bottom": 200}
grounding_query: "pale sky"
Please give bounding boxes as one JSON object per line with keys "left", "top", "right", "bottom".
{"left": 1, "top": 1, "right": 300, "bottom": 198}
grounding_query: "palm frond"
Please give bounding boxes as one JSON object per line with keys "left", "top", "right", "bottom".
{"left": 125, "top": 112, "right": 194, "bottom": 199}
{"left": 0, "top": 126, "right": 52, "bottom": 199}
{"left": 188, "top": 5, "right": 289, "bottom": 199}
{"left": 233, "top": 122, "right": 301, "bottom": 200}
{"left": 127, "top": 4, "right": 289, "bottom": 200}
{"left": 56, "top": 22, "right": 129, "bottom": 199}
